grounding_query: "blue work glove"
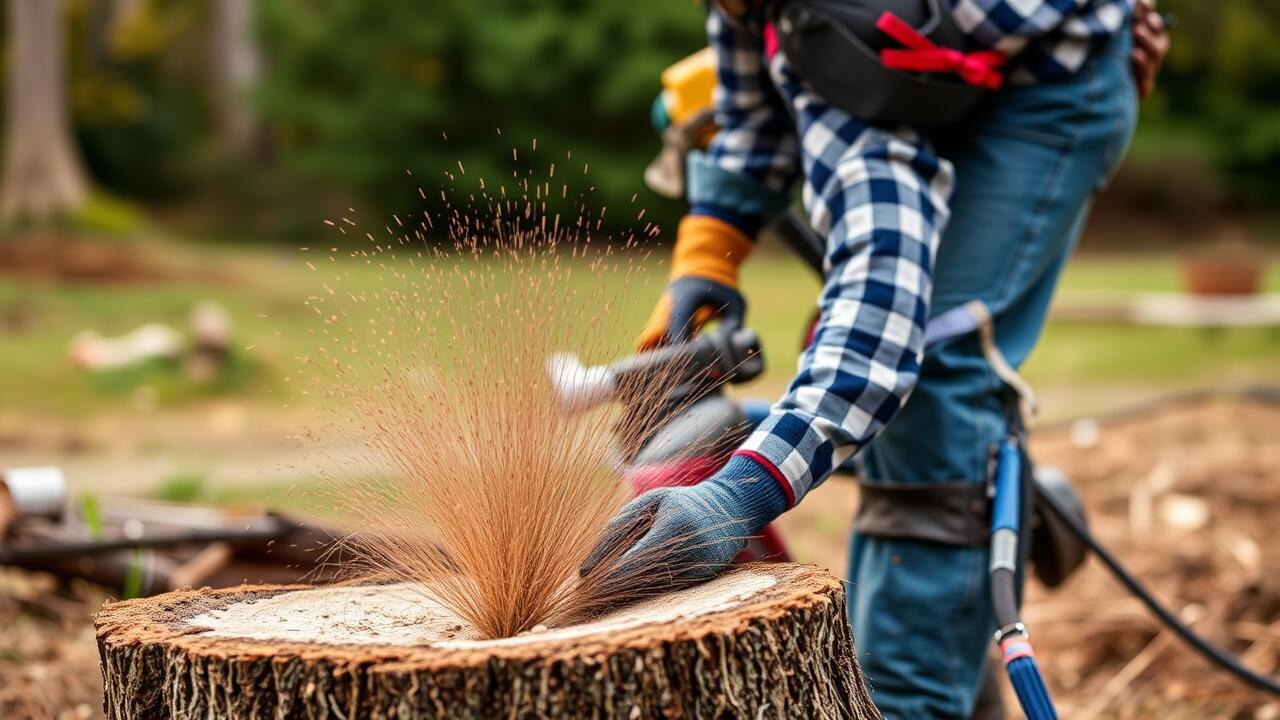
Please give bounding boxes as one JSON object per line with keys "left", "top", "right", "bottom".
{"left": 580, "top": 454, "right": 789, "bottom": 595}
{"left": 666, "top": 276, "right": 747, "bottom": 344}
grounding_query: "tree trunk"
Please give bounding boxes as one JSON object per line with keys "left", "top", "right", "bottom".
{"left": 1, "top": 0, "right": 91, "bottom": 224}
{"left": 95, "top": 563, "right": 880, "bottom": 719}
{"left": 210, "top": 0, "right": 263, "bottom": 159}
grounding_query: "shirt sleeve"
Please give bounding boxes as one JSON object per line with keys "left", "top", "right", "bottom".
{"left": 685, "top": 8, "right": 801, "bottom": 228}
{"left": 734, "top": 121, "right": 955, "bottom": 507}
{"left": 951, "top": 0, "right": 1131, "bottom": 59}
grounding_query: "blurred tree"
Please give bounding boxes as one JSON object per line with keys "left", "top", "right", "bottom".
{"left": 210, "top": 0, "right": 263, "bottom": 158}
{"left": 67, "top": 0, "right": 204, "bottom": 200}
{"left": 1, "top": 0, "right": 91, "bottom": 224}
{"left": 1139, "top": 0, "right": 1280, "bottom": 205}
{"left": 256, "top": 0, "right": 705, "bottom": 234}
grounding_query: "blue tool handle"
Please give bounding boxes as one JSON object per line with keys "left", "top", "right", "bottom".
{"left": 991, "top": 436, "right": 1021, "bottom": 533}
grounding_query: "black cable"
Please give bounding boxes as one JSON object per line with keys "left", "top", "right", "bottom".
{"left": 1036, "top": 483, "right": 1280, "bottom": 696}
{"left": 991, "top": 567, "right": 1020, "bottom": 629}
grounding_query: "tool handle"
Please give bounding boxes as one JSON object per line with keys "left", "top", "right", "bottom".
{"left": 990, "top": 437, "right": 1021, "bottom": 533}
{"left": 610, "top": 327, "right": 763, "bottom": 389}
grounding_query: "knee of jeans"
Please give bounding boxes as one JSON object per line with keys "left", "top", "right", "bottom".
{"left": 849, "top": 537, "right": 996, "bottom": 718}
{"left": 864, "top": 338, "right": 1008, "bottom": 484}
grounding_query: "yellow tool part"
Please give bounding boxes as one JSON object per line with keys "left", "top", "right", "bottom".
{"left": 660, "top": 47, "right": 717, "bottom": 125}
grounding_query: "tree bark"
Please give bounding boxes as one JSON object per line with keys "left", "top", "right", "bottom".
{"left": 95, "top": 563, "right": 880, "bottom": 719}
{"left": 1, "top": 0, "right": 91, "bottom": 224}
{"left": 210, "top": 0, "right": 263, "bottom": 159}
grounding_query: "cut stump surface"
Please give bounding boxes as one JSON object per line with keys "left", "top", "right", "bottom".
{"left": 94, "top": 562, "right": 877, "bottom": 719}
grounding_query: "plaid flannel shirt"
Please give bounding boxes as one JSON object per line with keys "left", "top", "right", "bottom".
{"left": 698, "top": 0, "right": 1131, "bottom": 506}
{"left": 954, "top": 0, "right": 1134, "bottom": 84}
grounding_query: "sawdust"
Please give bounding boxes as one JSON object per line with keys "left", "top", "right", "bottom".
{"left": 187, "top": 569, "right": 777, "bottom": 649}
{"left": 299, "top": 167, "right": 699, "bottom": 639}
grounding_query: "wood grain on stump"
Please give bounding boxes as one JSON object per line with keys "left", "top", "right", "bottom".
{"left": 95, "top": 562, "right": 879, "bottom": 719}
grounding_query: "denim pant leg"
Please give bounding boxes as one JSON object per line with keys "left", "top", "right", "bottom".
{"left": 847, "top": 32, "right": 1138, "bottom": 720}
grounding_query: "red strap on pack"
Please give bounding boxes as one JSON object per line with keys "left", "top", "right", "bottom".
{"left": 876, "top": 11, "right": 1005, "bottom": 90}
{"left": 763, "top": 21, "right": 780, "bottom": 60}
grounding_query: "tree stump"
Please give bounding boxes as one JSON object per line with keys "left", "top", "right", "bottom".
{"left": 95, "top": 563, "right": 879, "bottom": 719}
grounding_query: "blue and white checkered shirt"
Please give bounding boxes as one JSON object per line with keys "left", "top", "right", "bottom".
{"left": 953, "top": 0, "right": 1133, "bottom": 84}
{"left": 695, "top": 0, "right": 1131, "bottom": 506}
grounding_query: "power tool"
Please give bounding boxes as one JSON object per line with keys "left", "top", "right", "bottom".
{"left": 548, "top": 327, "right": 788, "bottom": 561}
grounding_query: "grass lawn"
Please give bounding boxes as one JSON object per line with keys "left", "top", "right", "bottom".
{"left": 1028, "top": 256, "right": 1280, "bottom": 397}
{"left": 11, "top": 241, "right": 1262, "bottom": 557}
{"left": 2, "top": 239, "right": 1279, "bottom": 421}
{"left": 749, "top": 251, "right": 1280, "bottom": 410}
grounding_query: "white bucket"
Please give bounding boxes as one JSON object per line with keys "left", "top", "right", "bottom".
{"left": 1, "top": 466, "right": 68, "bottom": 520}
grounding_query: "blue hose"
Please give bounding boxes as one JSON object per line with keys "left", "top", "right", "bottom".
{"left": 991, "top": 436, "right": 1021, "bottom": 532}
{"left": 1005, "top": 647, "right": 1058, "bottom": 720}
{"left": 991, "top": 435, "right": 1059, "bottom": 720}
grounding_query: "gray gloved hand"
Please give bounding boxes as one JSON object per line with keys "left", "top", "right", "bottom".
{"left": 635, "top": 214, "right": 753, "bottom": 351}
{"left": 580, "top": 454, "right": 789, "bottom": 596}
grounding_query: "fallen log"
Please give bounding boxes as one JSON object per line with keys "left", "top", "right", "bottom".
{"left": 94, "top": 562, "right": 878, "bottom": 719}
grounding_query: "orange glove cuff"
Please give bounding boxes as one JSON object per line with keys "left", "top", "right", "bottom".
{"left": 669, "top": 215, "right": 753, "bottom": 288}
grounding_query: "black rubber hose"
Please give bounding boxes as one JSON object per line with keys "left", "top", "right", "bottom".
{"left": 991, "top": 567, "right": 1021, "bottom": 629}
{"left": 1036, "top": 483, "right": 1280, "bottom": 696}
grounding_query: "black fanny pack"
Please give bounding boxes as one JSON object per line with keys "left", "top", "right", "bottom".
{"left": 770, "top": 0, "right": 1000, "bottom": 127}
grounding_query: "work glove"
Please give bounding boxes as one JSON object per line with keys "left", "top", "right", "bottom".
{"left": 580, "top": 454, "right": 789, "bottom": 596}
{"left": 637, "top": 215, "right": 752, "bottom": 351}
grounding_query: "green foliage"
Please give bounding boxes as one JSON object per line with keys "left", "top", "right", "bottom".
{"left": 151, "top": 471, "right": 208, "bottom": 503}
{"left": 1143, "top": 0, "right": 1280, "bottom": 203}
{"left": 4, "top": 0, "right": 1278, "bottom": 239}
{"left": 0, "top": 191, "right": 144, "bottom": 236}
{"left": 66, "top": 193, "right": 147, "bottom": 234}
{"left": 64, "top": 0, "right": 206, "bottom": 199}
{"left": 255, "top": 0, "right": 705, "bottom": 232}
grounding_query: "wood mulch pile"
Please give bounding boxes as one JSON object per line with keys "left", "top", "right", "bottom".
{"left": 0, "top": 571, "right": 103, "bottom": 719}
{"left": 1030, "top": 394, "right": 1280, "bottom": 718}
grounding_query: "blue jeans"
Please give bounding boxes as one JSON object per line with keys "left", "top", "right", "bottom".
{"left": 849, "top": 30, "right": 1138, "bottom": 720}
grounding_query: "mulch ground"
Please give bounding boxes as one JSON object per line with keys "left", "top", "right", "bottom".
{"left": 0, "top": 233, "right": 168, "bottom": 284}
{"left": 1030, "top": 394, "right": 1280, "bottom": 718}
{"left": 0, "top": 393, "right": 1277, "bottom": 718}
{"left": 0, "top": 232, "right": 234, "bottom": 285}
{"left": 0, "top": 572, "right": 103, "bottom": 719}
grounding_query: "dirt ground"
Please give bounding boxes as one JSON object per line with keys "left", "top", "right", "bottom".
{"left": 1029, "top": 396, "right": 1280, "bottom": 718}
{"left": 1, "top": 394, "right": 1278, "bottom": 718}
{"left": 0, "top": 571, "right": 104, "bottom": 719}
{"left": 0, "top": 232, "right": 230, "bottom": 285}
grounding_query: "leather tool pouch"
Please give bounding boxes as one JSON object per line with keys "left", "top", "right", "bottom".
{"left": 855, "top": 480, "right": 991, "bottom": 547}
{"left": 770, "top": 0, "right": 986, "bottom": 126}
